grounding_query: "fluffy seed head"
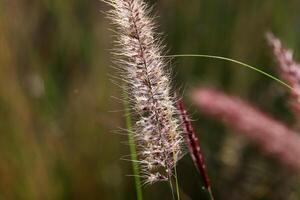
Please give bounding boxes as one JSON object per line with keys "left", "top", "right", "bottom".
{"left": 192, "top": 87, "right": 300, "bottom": 171}
{"left": 105, "top": 0, "right": 183, "bottom": 184}
{"left": 266, "top": 33, "right": 300, "bottom": 104}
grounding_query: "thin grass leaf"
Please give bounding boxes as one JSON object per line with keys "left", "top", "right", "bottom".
{"left": 163, "top": 54, "right": 292, "bottom": 90}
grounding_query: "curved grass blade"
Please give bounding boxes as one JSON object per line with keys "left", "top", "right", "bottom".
{"left": 163, "top": 54, "right": 293, "bottom": 90}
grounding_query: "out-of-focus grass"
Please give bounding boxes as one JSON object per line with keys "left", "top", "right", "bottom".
{"left": 0, "top": 0, "right": 300, "bottom": 199}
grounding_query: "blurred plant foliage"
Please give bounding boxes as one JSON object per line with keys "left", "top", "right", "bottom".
{"left": 0, "top": 0, "right": 300, "bottom": 199}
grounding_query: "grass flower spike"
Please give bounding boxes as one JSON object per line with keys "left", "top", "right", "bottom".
{"left": 176, "top": 98, "right": 213, "bottom": 199}
{"left": 105, "top": 0, "right": 183, "bottom": 184}
{"left": 266, "top": 33, "right": 300, "bottom": 114}
{"left": 192, "top": 88, "right": 300, "bottom": 171}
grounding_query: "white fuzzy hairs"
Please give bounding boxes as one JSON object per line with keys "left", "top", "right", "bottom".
{"left": 105, "top": 0, "right": 183, "bottom": 184}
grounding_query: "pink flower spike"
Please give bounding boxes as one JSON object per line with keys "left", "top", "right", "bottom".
{"left": 176, "top": 97, "right": 213, "bottom": 194}
{"left": 266, "top": 33, "right": 300, "bottom": 116}
{"left": 192, "top": 87, "right": 300, "bottom": 172}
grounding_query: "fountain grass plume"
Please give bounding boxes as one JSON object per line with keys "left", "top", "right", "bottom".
{"left": 105, "top": 0, "right": 183, "bottom": 185}
{"left": 266, "top": 32, "right": 300, "bottom": 117}
{"left": 192, "top": 88, "right": 300, "bottom": 171}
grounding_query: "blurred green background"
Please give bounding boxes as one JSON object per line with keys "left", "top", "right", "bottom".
{"left": 0, "top": 0, "right": 300, "bottom": 199}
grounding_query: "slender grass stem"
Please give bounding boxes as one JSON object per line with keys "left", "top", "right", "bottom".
{"left": 169, "top": 178, "right": 176, "bottom": 200}
{"left": 207, "top": 187, "right": 214, "bottom": 200}
{"left": 163, "top": 54, "right": 293, "bottom": 90}
{"left": 173, "top": 165, "right": 180, "bottom": 200}
{"left": 124, "top": 92, "right": 143, "bottom": 200}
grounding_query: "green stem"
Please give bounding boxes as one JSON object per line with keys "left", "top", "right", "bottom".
{"left": 174, "top": 165, "right": 180, "bottom": 200}
{"left": 124, "top": 93, "right": 143, "bottom": 200}
{"left": 172, "top": 145, "right": 180, "bottom": 200}
{"left": 207, "top": 187, "right": 214, "bottom": 200}
{"left": 169, "top": 178, "right": 176, "bottom": 200}
{"left": 163, "top": 54, "right": 293, "bottom": 90}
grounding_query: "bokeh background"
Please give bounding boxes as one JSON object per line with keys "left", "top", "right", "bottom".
{"left": 1, "top": 0, "right": 300, "bottom": 199}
